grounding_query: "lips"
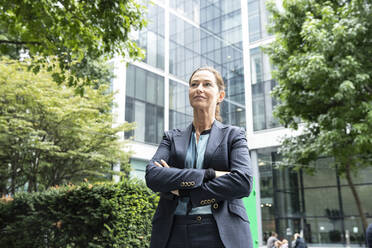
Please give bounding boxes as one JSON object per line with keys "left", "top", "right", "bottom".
{"left": 193, "top": 96, "right": 206, "bottom": 100}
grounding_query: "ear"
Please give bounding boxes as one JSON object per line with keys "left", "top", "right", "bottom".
{"left": 218, "top": 90, "right": 225, "bottom": 103}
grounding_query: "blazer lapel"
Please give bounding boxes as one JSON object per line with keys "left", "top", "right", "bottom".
{"left": 203, "top": 120, "right": 228, "bottom": 169}
{"left": 173, "top": 123, "right": 193, "bottom": 169}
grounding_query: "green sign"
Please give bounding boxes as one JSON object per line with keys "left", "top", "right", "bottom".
{"left": 243, "top": 179, "right": 259, "bottom": 248}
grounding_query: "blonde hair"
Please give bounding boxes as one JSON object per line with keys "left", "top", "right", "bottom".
{"left": 188, "top": 67, "right": 225, "bottom": 121}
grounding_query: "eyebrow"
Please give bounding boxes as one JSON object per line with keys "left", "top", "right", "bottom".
{"left": 190, "top": 79, "right": 213, "bottom": 83}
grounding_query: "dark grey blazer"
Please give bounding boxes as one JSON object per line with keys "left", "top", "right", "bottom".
{"left": 145, "top": 120, "right": 254, "bottom": 248}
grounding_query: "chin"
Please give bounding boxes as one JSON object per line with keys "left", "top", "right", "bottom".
{"left": 191, "top": 104, "right": 212, "bottom": 111}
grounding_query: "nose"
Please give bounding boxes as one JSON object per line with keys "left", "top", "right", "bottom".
{"left": 196, "top": 83, "right": 204, "bottom": 92}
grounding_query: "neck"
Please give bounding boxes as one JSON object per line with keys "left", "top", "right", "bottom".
{"left": 192, "top": 109, "right": 215, "bottom": 133}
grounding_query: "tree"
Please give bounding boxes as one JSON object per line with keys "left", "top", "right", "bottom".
{"left": 0, "top": 0, "right": 146, "bottom": 92}
{"left": 265, "top": 0, "right": 372, "bottom": 233}
{"left": 0, "top": 58, "right": 134, "bottom": 194}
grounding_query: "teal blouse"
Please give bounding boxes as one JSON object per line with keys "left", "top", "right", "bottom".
{"left": 174, "top": 128, "right": 212, "bottom": 215}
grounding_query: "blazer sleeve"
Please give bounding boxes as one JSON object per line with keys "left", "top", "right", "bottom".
{"left": 184, "top": 128, "right": 253, "bottom": 208}
{"left": 145, "top": 131, "right": 206, "bottom": 193}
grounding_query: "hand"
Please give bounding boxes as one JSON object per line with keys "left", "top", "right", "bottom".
{"left": 215, "top": 171, "right": 230, "bottom": 178}
{"left": 154, "top": 159, "right": 170, "bottom": 168}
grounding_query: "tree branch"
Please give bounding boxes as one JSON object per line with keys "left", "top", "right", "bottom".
{"left": 0, "top": 40, "right": 42, "bottom": 45}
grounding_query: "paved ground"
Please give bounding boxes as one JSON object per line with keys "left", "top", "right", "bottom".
{"left": 259, "top": 245, "right": 366, "bottom": 248}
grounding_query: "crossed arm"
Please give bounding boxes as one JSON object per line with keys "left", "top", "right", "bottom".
{"left": 145, "top": 128, "right": 253, "bottom": 208}
{"left": 153, "top": 159, "right": 229, "bottom": 196}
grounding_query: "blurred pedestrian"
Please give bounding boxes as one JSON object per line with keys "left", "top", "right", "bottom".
{"left": 293, "top": 233, "right": 307, "bottom": 248}
{"left": 281, "top": 239, "right": 289, "bottom": 248}
{"left": 367, "top": 223, "right": 372, "bottom": 248}
{"left": 274, "top": 240, "right": 281, "bottom": 248}
{"left": 267, "top": 232, "right": 278, "bottom": 248}
{"left": 273, "top": 239, "right": 288, "bottom": 248}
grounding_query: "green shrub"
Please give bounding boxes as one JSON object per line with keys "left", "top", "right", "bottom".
{"left": 0, "top": 179, "right": 158, "bottom": 248}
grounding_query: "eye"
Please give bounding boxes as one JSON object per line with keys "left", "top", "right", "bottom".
{"left": 190, "top": 83, "right": 197, "bottom": 87}
{"left": 204, "top": 82, "right": 212, "bottom": 87}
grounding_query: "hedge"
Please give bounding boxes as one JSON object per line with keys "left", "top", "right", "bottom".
{"left": 0, "top": 179, "right": 158, "bottom": 248}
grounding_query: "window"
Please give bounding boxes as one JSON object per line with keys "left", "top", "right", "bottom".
{"left": 135, "top": 4, "right": 165, "bottom": 69}
{"left": 129, "top": 158, "right": 148, "bottom": 180}
{"left": 125, "top": 64, "right": 164, "bottom": 144}
{"left": 250, "top": 48, "right": 280, "bottom": 131}
{"left": 248, "top": 0, "right": 261, "bottom": 42}
{"left": 169, "top": 80, "right": 193, "bottom": 130}
{"left": 258, "top": 149, "right": 372, "bottom": 245}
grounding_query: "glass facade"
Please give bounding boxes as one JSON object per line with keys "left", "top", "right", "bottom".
{"left": 125, "top": 64, "right": 164, "bottom": 144}
{"left": 247, "top": 0, "right": 270, "bottom": 42}
{"left": 169, "top": 0, "right": 246, "bottom": 128}
{"left": 136, "top": 2, "right": 165, "bottom": 69}
{"left": 129, "top": 158, "right": 148, "bottom": 180}
{"left": 248, "top": 0, "right": 280, "bottom": 132}
{"left": 258, "top": 148, "right": 372, "bottom": 246}
{"left": 169, "top": 80, "right": 193, "bottom": 130}
{"left": 127, "top": 0, "right": 247, "bottom": 135}
{"left": 250, "top": 47, "right": 279, "bottom": 131}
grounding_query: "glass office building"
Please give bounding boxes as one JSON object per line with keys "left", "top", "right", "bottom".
{"left": 112, "top": 0, "right": 372, "bottom": 246}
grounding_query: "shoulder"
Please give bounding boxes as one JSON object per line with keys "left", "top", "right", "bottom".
{"left": 215, "top": 120, "right": 245, "bottom": 134}
{"left": 164, "top": 125, "right": 188, "bottom": 138}
{"left": 216, "top": 121, "right": 246, "bottom": 141}
{"left": 164, "top": 128, "right": 180, "bottom": 136}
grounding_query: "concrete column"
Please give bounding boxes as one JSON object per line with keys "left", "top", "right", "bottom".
{"left": 112, "top": 57, "right": 127, "bottom": 183}
{"left": 164, "top": 0, "right": 170, "bottom": 131}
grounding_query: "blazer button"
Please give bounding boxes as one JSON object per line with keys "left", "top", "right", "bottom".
{"left": 211, "top": 198, "right": 216, "bottom": 203}
{"left": 213, "top": 203, "right": 219, "bottom": 209}
{"left": 191, "top": 181, "right": 195, "bottom": 186}
{"left": 200, "top": 200, "right": 205, "bottom": 205}
{"left": 196, "top": 216, "right": 202, "bottom": 221}
{"left": 207, "top": 199, "right": 211, "bottom": 204}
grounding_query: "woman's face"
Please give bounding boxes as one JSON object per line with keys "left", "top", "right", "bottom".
{"left": 189, "top": 70, "right": 224, "bottom": 111}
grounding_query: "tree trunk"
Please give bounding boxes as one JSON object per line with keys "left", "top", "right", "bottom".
{"left": 10, "top": 163, "right": 16, "bottom": 195}
{"left": 345, "top": 163, "right": 368, "bottom": 234}
{"left": 27, "top": 178, "right": 33, "bottom": 193}
{"left": 28, "top": 154, "right": 40, "bottom": 192}
{"left": 28, "top": 176, "right": 38, "bottom": 192}
{"left": 28, "top": 163, "right": 36, "bottom": 192}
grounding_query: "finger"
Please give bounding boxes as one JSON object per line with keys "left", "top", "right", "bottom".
{"left": 160, "top": 159, "right": 170, "bottom": 168}
{"left": 154, "top": 161, "right": 163, "bottom": 167}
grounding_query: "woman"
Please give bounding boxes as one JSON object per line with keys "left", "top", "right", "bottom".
{"left": 145, "top": 67, "right": 253, "bottom": 248}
